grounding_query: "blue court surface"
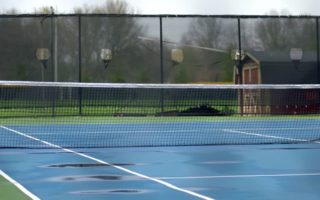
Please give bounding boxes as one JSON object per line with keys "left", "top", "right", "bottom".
{"left": 1, "top": 119, "right": 320, "bottom": 200}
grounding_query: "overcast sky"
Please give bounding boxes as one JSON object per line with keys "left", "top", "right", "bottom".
{"left": 1, "top": 0, "right": 320, "bottom": 15}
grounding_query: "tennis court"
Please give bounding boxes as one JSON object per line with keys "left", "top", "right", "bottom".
{"left": 1, "top": 82, "right": 320, "bottom": 200}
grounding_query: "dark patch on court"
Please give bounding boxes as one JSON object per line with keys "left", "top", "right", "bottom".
{"left": 47, "top": 163, "right": 134, "bottom": 168}
{"left": 51, "top": 174, "right": 140, "bottom": 182}
{"left": 71, "top": 189, "right": 147, "bottom": 195}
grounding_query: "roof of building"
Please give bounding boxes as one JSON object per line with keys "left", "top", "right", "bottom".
{"left": 248, "top": 50, "right": 317, "bottom": 62}
{"left": 243, "top": 50, "right": 319, "bottom": 84}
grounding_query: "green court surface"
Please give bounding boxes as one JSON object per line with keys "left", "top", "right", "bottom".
{"left": 0, "top": 172, "right": 32, "bottom": 200}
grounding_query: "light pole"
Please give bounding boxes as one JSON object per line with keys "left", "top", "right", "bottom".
{"left": 39, "top": 7, "right": 55, "bottom": 82}
{"left": 232, "top": 49, "right": 245, "bottom": 116}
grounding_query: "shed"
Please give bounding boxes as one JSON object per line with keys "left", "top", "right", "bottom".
{"left": 234, "top": 50, "right": 319, "bottom": 115}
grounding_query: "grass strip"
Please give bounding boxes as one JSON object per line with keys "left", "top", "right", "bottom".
{"left": 0, "top": 173, "right": 33, "bottom": 200}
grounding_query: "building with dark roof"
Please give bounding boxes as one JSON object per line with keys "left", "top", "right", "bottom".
{"left": 235, "top": 50, "right": 319, "bottom": 115}
{"left": 243, "top": 51, "right": 318, "bottom": 84}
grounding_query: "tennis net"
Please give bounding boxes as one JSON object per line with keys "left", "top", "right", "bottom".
{"left": 0, "top": 81, "right": 320, "bottom": 148}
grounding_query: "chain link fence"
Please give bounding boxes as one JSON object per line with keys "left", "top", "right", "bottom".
{"left": 0, "top": 14, "right": 319, "bottom": 84}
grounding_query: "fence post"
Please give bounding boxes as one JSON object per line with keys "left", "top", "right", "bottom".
{"left": 159, "top": 16, "right": 164, "bottom": 113}
{"left": 316, "top": 17, "right": 320, "bottom": 84}
{"left": 78, "top": 14, "right": 83, "bottom": 116}
{"left": 237, "top": 17, "right": 244, "bottom": 116}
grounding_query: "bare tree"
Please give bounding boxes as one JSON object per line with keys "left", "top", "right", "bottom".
{"left": 179, "top": 18, "right": 237, "bottom": 82}
{"left": 182, "top": 18, "right": 224, "bottom": 49}
{"left": 253, "top": 10, "right": 317, "bottom": 51}
{"left": 74, "top": 0, "right": 149, "bottom": 82}
{"left": 0, "top": 10, "right": 49, "bottom": 80}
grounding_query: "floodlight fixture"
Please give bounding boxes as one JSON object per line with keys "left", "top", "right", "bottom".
{"left": 232, "top": 50, "right": 245, "bottom": 61}
{"left": 100, "top": 48, "right": 112, "bottom": 69}
{"left": 171, "top": 48, "right": 184, "bottom": 65}
{"left": 290, "top": 48, "right": 303, "bottom": 61}
{"left": 36, "top": 48, "right": 50, "bottom": 69}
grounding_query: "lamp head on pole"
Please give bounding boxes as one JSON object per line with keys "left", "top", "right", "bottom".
{"left": 171, "top": 48, "right": 184, "bottom": 66}
{"left": 290, "top": 48, "right": 303, "bottom": 62}
{"left": 290, "top": 48, "right": 303, "bottom": 70}
{"left": 232, "top": 50, "right": 245, "bottom": 61}
{"left": 100, "top": 49, "right": 112, "bottom": 69}
{"left": 231, "top": 49, "right": 245, "bottom": 84}
{"left": 36, "top": 48, "right": 50, "bottom": 69}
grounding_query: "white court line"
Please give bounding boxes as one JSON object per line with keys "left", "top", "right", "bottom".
{"left": 157, "top": 172, "right": 320, "bottom": 180}
{"left": 0, "top": 169, "right": 40, "bottom": 200}
{"left": 234, "top": 127, "right": 320, "bottom": 131}
{"left": 0, "top": 125, "right": 214, "bottom": 200}
{"left": 222, "top": 129, "right": 320, "bottom": 143}
{"left": 28, "top": 129, "right": 205, "bottom": 135}
{"left": 28, "top": 126, "right": 320, "bottom": 135}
